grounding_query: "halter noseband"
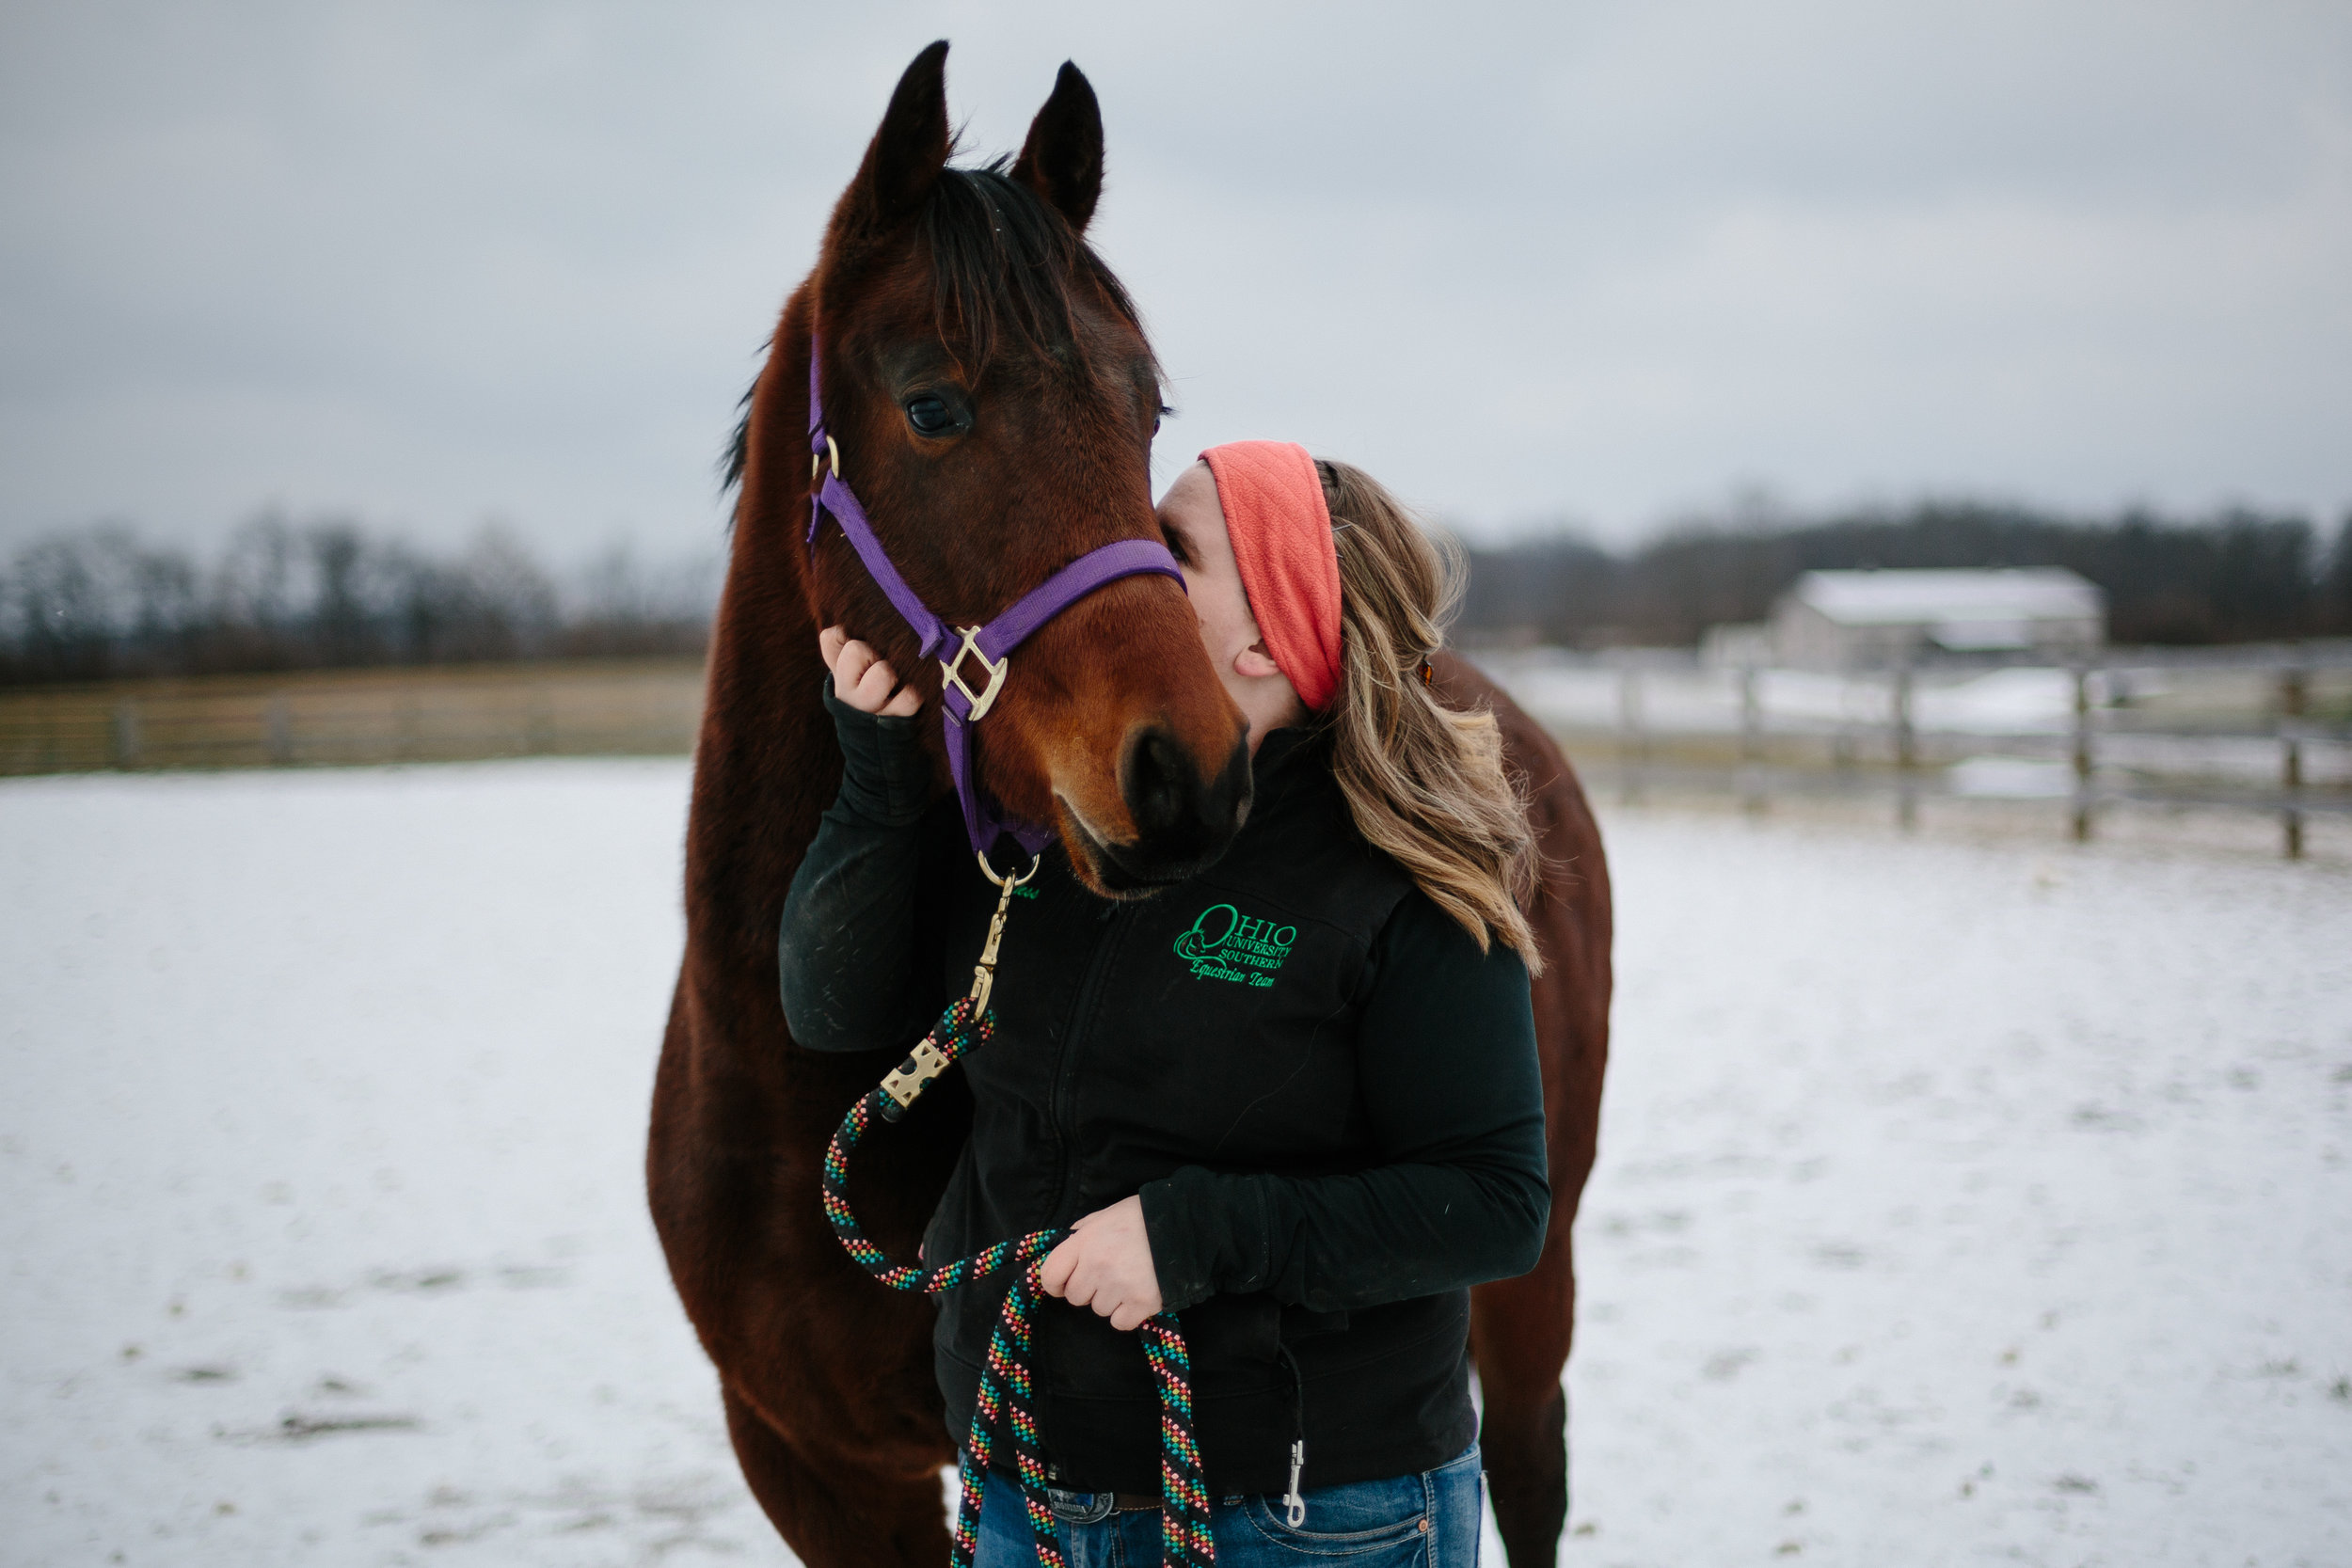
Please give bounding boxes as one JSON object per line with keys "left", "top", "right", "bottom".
{"left": 805, "top": 338, "right": 1184, "bottom": 862}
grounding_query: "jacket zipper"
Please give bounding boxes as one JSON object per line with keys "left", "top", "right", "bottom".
{"left": 1277, "top": 1343, "right": 1310, "bottom": 1524}
{"left": 1044, "top": 901, "right": 1130, "bottom": 1226}
{"left": 1032, "top": 897, "right": 1130, "bottom": 1489}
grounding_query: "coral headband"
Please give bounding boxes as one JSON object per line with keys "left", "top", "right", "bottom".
{"left": 1199, "top": 442, "right": 1343, "bottom": 713}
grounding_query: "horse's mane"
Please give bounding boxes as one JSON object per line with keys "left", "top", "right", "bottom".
{"left": 721, "top": 160, "right": 1150, "bottom": 496}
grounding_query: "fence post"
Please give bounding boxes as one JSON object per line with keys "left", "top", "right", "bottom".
{"left": 1616, "top": 658, "right": 1645, "bottom": 807}
{"left": 1739, "top": 663, "right": 1765, "bottom": 815}
{"left": 526, "top": 685, "right": 555, "bottom": 754}
{"left": 112, "top": 700, "right": 140, "bottom": 769}
{"left": 266, "top": 695, "right": 293, "bottom": 767}
{"left": 397, "top": 691, "right": 421, "bottom": 762}
{"left": 2071, "top": 662, "right": 2095, "bottom": 843}
{"left": 1892, "top": 663, "right": 1916, "bottom": 832}
{"left": 2280, "top": 656, "right": 2306, "bottom": 861}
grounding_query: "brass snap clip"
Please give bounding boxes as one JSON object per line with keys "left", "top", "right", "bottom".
{"left": 965, "top": 849, "right": 1041, "bottom": 1017}
{"left": 878, "top": 848, "right": 1034, "bottom": 1120}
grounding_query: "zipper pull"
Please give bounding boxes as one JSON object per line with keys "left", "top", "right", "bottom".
{"left": 1283, "top": 1439, "right": 1308, "bottom": 1528}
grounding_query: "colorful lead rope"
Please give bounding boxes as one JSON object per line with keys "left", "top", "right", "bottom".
{"left": 822, "top": 996, "right": 1216, "bottom": 1567}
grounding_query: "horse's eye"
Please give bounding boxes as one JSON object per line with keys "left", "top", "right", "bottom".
{"left": 905, "top": 396, "right": 955, "bottom": 437}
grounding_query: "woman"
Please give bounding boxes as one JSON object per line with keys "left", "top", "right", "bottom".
{"left": 780, "top": 443, "right": 1548, "bottom": 1564}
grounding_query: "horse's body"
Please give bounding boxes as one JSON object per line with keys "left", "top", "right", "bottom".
{"left": 647, "top": 43, "right": 1611, "bottom": 1568}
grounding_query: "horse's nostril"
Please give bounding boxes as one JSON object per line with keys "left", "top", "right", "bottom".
{"left": 1119, "top": 725, "right": 1251, "bottom": 868}
{"left": 1122, "top": 728, "right": 1192, "bottom": 840}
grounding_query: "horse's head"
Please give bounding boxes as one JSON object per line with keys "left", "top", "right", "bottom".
{"left": 771, "top": 42, "right": 1249, "bottom": 895}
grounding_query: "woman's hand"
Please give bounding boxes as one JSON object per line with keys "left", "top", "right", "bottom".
{"left": 1039, "top": 1196, "right": 1163, "bottom": 1332}
{"left": 820, "top": 626, "right": 921, "bottom": 717}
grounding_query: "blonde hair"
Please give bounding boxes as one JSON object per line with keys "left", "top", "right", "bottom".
{"left": 1314, "top": 459, "right": 1540, "bottom": 974}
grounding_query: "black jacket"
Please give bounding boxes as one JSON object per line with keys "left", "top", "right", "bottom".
{"left": 780, "top": 685, "right": 1549, "bottom": 1494}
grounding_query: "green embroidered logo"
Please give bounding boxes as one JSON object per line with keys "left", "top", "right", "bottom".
{"left": 1172, "top": 903, "right": 1296, "bottom": 988}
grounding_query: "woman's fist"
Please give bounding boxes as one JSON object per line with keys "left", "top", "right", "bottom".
{"left": 1039, "top": 1196, "right": 1164, "bottom": 1332}
{"left": 820, "top": 625, "right": 920, "bottom": 717}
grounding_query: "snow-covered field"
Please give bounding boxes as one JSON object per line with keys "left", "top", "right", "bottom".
{"left": 4, "top": 760, "right": 2347, "bottom": 1567}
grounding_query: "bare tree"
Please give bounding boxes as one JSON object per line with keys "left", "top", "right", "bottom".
{"left": 1, "top": 514, "right": 715, "bottom": 685}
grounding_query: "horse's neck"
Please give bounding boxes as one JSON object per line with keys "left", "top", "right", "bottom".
{"left": 681, "top": 506, "right": 839, "bottom": 1015}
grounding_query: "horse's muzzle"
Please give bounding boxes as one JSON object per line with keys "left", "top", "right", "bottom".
{"left": 1083, "top": 725, "right": 1252, "bottom": 894}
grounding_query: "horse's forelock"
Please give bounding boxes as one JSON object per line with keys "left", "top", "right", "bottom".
{"left": 722, "top": 162, "right": 1157, "bottom": 503}
{"left": 917, "top": 163, "right": 1147, "bottom": 382}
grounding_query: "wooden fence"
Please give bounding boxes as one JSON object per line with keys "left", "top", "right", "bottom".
{"left": 1478, "top": 643, "right": 2352, "bottom": 860}
{"left": 0, "top": 659, "right": 707, "bottom": 776}
{"left": 9, "top": 646, "right": 2349, "bottom": 860}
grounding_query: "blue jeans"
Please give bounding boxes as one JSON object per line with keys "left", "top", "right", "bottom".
{"left": 972, "top": 1445, "right": 1483, "bottom": 1567}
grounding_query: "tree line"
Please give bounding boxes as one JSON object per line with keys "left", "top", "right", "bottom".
{"left": 0, "top": 514, "right": 719, "bottom": 686}
{"left": 1454, "top": 501, "right": 2352, "bottom": 649}
{"left": 8, "top": 499, "right": 2350, "bottom": 685}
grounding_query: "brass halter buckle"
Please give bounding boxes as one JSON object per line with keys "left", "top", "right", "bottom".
{"left": 941, "top": 626, "right": 1010, "bottom": 721}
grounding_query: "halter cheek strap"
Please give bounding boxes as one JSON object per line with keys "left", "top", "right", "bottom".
{"left": 805, "top": 339, "right": 1184, "bottom": 858}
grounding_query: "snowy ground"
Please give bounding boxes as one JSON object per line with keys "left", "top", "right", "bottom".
{"left": 4, "top": 760, "right": 2347, "bottom": 1567}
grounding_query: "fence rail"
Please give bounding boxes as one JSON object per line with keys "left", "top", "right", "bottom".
{"left": 1474, "top": 642, "right": 2352, "bottom": 860}
{"left": 9, "top": 648, "right": 2350, "bottom": 860}
{"left": 0, "top": 658, "right": 707, "bottom": 776}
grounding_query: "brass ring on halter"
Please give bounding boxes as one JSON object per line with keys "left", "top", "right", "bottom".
{"left": 809, "top": 436, "right": 841, "bottom": 485}
{"left": 976, "top": 848, "right": 1041, "bottom": 890}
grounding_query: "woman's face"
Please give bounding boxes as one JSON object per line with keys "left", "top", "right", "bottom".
{"left": 1155, "top": 462, "right": 1307, "bottom": 752}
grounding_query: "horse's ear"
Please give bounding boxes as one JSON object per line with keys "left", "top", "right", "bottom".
{"left": 847, "top": 40, "right": 952, "bottom": 238}
{"left": 1010, "top": 61, "right": 1104, "bottom": 232}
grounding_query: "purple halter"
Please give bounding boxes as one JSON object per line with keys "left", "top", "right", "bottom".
{"left": 805, "top": 340, "right": 1184, "bottom": 863}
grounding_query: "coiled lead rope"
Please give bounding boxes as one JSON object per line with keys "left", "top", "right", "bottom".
{"left": 820, "top": 861, "right": 1216, "bottom": 1567}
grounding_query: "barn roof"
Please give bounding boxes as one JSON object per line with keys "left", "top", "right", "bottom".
{"left": 1785, "top": 568, "right": 2105, "bottom": 627}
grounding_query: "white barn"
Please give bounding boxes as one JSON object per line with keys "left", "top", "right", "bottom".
{"left": 1768, "top": 567, "right": 2106, "bottom": 669}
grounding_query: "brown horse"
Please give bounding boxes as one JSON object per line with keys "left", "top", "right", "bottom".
{"left": 646, "top": 41, "right": 1612, "bottom": 1568}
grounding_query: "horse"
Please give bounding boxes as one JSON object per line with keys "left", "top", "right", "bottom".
{"left": 646, "top": 41, "right": 1613, "bottom": 1568}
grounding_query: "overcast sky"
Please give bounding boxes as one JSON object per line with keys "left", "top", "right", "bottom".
{"left": 3, "top": 0, "right": 2347, "bottom": 565}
